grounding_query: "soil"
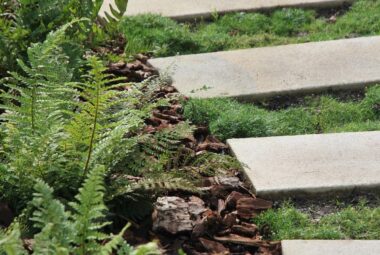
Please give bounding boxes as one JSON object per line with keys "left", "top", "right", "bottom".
{"left": 252, "top": 88, "right": 367, "bottom": 111}
{"left": 291, "top": 192, "right": 380, "bottom": 220}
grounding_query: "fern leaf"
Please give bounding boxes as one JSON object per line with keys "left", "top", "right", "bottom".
{"left": 0, "top": 223, "right": 26, "bottom": 255}
{"left": 70, "top": 165, "right": 109, "bottom": 254}
{"left": 31, "top": 180, "right": 73, "bottom": 249}
{"left": 97, "top": 224, "right": 130, "bottom": 255}
{"left": 130, "top": 242, "right": 161, "bottom": 255}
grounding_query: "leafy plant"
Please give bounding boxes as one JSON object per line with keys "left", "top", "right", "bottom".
{"left": 0, "top": 21, "right": 84, "bottom": 211}
{"left": 0, "top": 166, "right": 161, "bottom": 255}
{"left": 0, "top": 0, "right": 127, "bottom": 76}
{"left": 0, "top": 20, "right": 206, "bottom": 223}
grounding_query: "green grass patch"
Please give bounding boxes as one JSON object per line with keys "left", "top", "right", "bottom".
{"left": 183, "top": 86, "right": 380, "bottom": 141}
{"left": 119, "top": 0, "right": 380, "bottom": 57}
{"left": 254, "top": 201, "right": 380, "bottom": 240}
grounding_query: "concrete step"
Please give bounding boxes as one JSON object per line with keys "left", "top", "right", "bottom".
{"left": 282, "top": 240, "right": 380, "bottom": 255}
{"left": 149, "top": 36, "right": 380, "bottom": 100}
{"left": 227, "top": 131, "right": 380, "bottom": 199}
{"left": 101, "top": 0, "right": 354, "bottom": 21}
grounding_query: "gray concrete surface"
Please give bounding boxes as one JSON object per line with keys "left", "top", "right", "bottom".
{"left": 149, "top": 36, "right": 380, "bottom": 100}
{"left": 282, "top": 240, "right": 380, "bottom": 255}
{"left": 100, "top": 0, "right": 354, "bottom": 20}
{"left": 227, "top": 131, "right": 380, "bottom": 199}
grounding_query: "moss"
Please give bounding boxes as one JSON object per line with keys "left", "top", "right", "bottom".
{"left": 119, "top": 0, "right": 380, "bottom": 57}
{"left": 183, "top": 86, "right": 380, "bottom": 141}
{"left": 254, "top": 201, "right": 380, "bottom": 240}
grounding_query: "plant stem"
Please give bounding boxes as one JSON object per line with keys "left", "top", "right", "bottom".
{"left": 31, "top": 85, "right": 36, "bottom": 133}
{"left": 84, "top": 85, "right": 100, "bottom": 176}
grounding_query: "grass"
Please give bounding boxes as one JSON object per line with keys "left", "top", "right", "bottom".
{"left": 254, "top": 201, "right": 380, "bottom": 240}
{"left": 119, "top": 0, "right": 380, "bottom": 57}
{"left": 183, "top": 86, "right": 380, "bottom": 141}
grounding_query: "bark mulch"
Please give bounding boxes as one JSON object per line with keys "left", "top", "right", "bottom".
{"left": 107, "top": 59, "right": 281, "bottom": 255}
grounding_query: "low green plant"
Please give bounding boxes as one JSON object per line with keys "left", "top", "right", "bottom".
{"left": 255, "top": 201, "right": 380, "bottom": 240}
{"left": 120, "top": 14, "right": 201, "bottom": 56}
{"left": 0, "top": 166, "right": 161, "bottom": 255}
{"left": 119, "top": 0, "right": 380, "bottom": 57}
{"left": 184, "top": 86, "right": 380, "bottom": 141}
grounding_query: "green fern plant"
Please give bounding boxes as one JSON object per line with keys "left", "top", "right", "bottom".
{"left": 64, "top": 56, "right": 135, "bottom": 175}
{"left": 0, "top": 165, "right": 161, "bottom": 255}
{"left": 0, "top": 19, "right": 80, "bottom": 135}
{"left": 0, "top": 21, "right": 84, "bottom": 211}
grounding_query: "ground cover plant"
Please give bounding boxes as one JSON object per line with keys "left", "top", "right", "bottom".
{"left": 255, "top": 200, "right": 380, "bottom": 240}
{"left": 119, "top": 0, "right": 380, "bottom": 57}
{"left": 183, "top": 86, "right": 380, "bottom": 141}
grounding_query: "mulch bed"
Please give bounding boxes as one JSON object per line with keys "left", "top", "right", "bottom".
{"left": 107, "top": 58, "right": 281, "bottom": 255}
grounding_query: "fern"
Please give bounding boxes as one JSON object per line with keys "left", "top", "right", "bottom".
{"left": 0, "top": 21, "right": 84, "bottom": 211}
{"left": 65, "top": 56, "right": 130, "bottom": 175}
{"left": 0, "top": 19, "right": 80, "bottom": 135}
{"left": 0, "top": 165, "right": 159, "bottom": 255}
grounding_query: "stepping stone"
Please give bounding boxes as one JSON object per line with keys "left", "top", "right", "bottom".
{"left": 227, "top": 131, "right": 380, "bottom": 199}
{"left": 101, "top": 0, "right": 353, "bottom": 21}
{"left": 282, "top": 240, "right": 380, "bottom": 255}
{"left": 149, "top": 36, "right": 380, "bottom": 100}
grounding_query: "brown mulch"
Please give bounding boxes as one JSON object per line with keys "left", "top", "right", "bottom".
{"left": 107, "top": 60, "right": 281, "bottom": 255}
{"left": 107, "top": 53, "right": 158, "bottom": 83}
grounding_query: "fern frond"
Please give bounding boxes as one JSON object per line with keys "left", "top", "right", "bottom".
{"left": 31, "top": 179, "right": 73, "bottom": 250}
{"left": 64, "top": 56, "right": 130, "bottom": 175}
{"left": 120, "top": 174, "right": 198, "bottom": 198}
{"left": 0, "top": 223, "right": 26, "bottom": 255}
{"left": 0, "top": 20, "right": 83, "bottom": 137}
{"left": 130, "top": 242, "right": 161, "bottom": 255}
{"left": 69, "top": 165, "right": 109, "bottom": 254}
{"left": 32, "top": 223, "right": 70, "bottom": 255}
{"left": 101, "top": 0, "right": 128, "bottom": 23}
{"left": 97, "top": 223, "right": 130, "bottom": 255}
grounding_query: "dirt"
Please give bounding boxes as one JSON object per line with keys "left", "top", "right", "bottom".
{"left": 285, "top": 192, "right": 380, "bottom": 220}
{"left": 250, "top": 88, "right": 367, "bottom": 111}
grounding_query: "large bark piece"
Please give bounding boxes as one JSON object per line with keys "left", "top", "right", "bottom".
{"left": 153, "top": 196, "right": 206, "bottom": 235}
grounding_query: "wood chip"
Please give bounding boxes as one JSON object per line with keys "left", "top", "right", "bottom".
{"left": 214, "top": 234, "right": 277, "bottom": 247}
{"left": 231, "top": 223, "right": 258, "bottom": 237}
{"left": 199, "top": 238, "right": 229, "bottom": 254}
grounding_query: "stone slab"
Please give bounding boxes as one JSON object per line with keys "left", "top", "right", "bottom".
{"left": 227, "top": 131, "right": 380, "bottom": 198}
{"left": 149, "top": 36, "right": 380, "bottom": 100}
{"left": 282, "top": 240, "right": 380, "bottom": 255}
{"left": 100, "top": 0, "right": 354, "bottom": 20}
